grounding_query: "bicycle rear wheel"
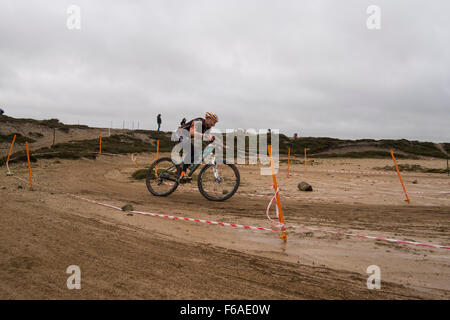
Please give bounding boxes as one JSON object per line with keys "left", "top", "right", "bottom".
{"left": 197, "top": 163, "right": 240, "bottom": 201}
{"left": 146, "top": 157, "right": 180, "bottom": 196}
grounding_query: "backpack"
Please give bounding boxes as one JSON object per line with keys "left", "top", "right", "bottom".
{"left": 179, "top": 117, "right": 204, "bottom": 131}
{"left": 174, "top": 117, "right": 204, "bottom": 142}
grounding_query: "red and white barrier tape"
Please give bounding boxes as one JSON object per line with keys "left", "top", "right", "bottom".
{"left": 69, "top": 194, "right": 280, "bottom": 233}
{"left": 320, "top": 169, "right": 396, "bottom": 176}
{"left": 289, "top": 224, "right": 450, "bottom": 250}
{"left": 358, "top": 179, "right": 450, "bottom": 186}
{"left": 265, "top": 187, "right": 285, "bottom": 230}
{"left": 6, "top": 159, "right": 12, "bottom": 175}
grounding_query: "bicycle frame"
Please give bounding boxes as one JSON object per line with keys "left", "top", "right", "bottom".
{"left": 186, "top": 143, "right": 216, "bottom": 177}
{"left": 156, "top": 142, "right": 218, "bottom": 181}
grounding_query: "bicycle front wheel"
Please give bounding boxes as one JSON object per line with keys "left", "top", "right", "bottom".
{"left": 146, "top": 157, "right": 180, "bottom": 196}
{"left": 197, "top": 163, "right": 240, "bottom": 201}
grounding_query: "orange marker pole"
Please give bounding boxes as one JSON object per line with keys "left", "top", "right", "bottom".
{"left": 155, "top": 140, "right": 160, "bottom": 178}
{"left": 99, "top": 135, "right": 102, "bottom": 155}
{"left": 390, "top": 150, "right": 410, "bottom": 203}
{"left": 132, "top": 154, "right": 138, "bottom": 167}
{"left": 6, "top": 134, "right": 16, "bottom": 164}
{"left": 286, "top": 147, "right": 291, "bottom": 178}
{"left": 268, "top": 145, "right": 287, "bottom": 242}
{"left": 304, "top": 148, "right": 307, "bottom": 170}
{"left": 25, "top": 142, "right": 33, "bottom": 190}
{"left": 156, "top": 140, "right": 160, "bottom": 160}
{"left": 6, "top": 134, "right": 16, "bottom": 173}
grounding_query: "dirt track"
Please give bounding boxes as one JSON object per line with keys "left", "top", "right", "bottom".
{"left": 0, "top": 154, "right": 449, "bottom": 299}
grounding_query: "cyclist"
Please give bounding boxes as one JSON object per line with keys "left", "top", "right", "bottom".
{"left": 178, "top": 112, "right": 218, "bottom": 181}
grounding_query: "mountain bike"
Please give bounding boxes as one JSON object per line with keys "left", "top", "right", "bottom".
{"left": 145, "top": 141, "right": 240, "bottom": 201}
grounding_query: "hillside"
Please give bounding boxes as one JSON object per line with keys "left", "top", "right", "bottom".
{"left": 0, "top": 116, "right": 171, "bottom": 165}
{"left": 1, "top": 116, "right": 449, "bottom": 165}
{"left": 279, "top": 136, "right": 449, "bottom": 159}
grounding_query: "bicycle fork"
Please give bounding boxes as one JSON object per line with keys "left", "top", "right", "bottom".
{"left": 210, "top": 157, "right": 223, "bottom": 183}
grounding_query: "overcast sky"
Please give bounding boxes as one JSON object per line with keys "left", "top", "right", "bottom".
{"left": 0, "top": 0, "right": 449, "bottom": 141}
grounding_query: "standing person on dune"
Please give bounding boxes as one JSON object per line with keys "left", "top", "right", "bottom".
{"left": 157, "top": 114, "right": 162, "bottom": 131}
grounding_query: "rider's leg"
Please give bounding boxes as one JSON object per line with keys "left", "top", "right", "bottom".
{"left": 181, "top": 142, "right": 195, "bottom": 176}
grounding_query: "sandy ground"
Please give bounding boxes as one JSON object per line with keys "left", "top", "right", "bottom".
{"left": 0, "top": 154, "right": 449, "bottom": 299}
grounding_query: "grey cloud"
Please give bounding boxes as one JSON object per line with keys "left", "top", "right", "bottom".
{"left": 0, "top": 0, "right": 449, "bottom": 141}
